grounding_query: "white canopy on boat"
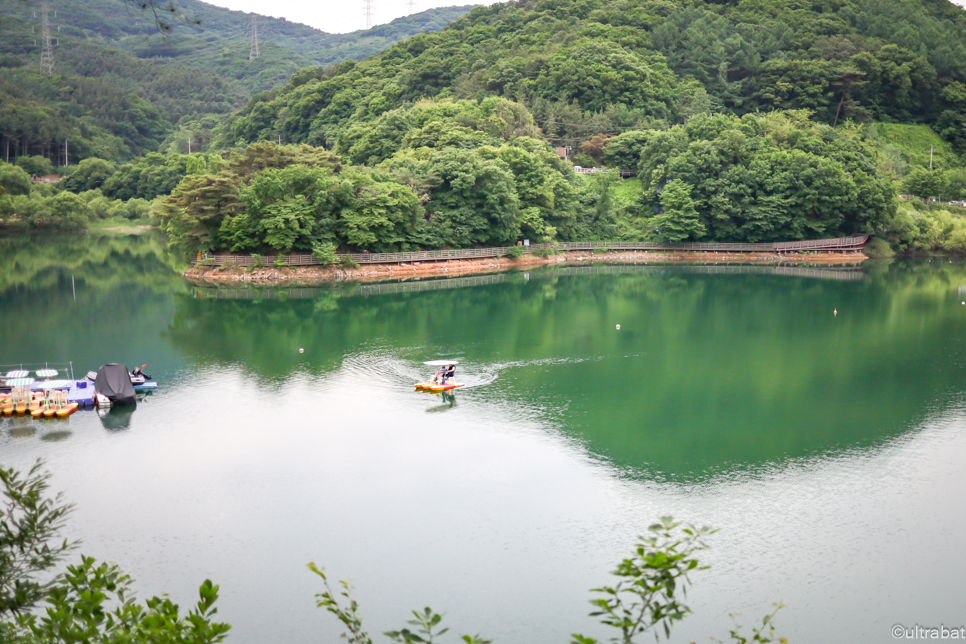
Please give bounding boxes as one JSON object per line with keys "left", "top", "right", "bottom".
{"left": 422, "top": 360, "right": 459, "bottom": 366}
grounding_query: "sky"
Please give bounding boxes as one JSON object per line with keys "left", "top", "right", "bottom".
{"left": 203, "top": 0, "right": 496, "bottom": 34}
{"left": 205, "top": 0, "right": 966, "bottom": 35}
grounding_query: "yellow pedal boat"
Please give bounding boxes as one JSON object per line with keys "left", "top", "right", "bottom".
{"left": 56, "top": 403, "right": 78, "bottom": 418}
{"left": 428, "top": 383, "right": 464, "bottom": 392}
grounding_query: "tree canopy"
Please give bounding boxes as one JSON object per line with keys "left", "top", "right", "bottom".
{"left": 221, "top": 0, "right": 966, "bottom": 153}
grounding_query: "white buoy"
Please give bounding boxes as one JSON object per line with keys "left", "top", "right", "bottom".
{"left": 299, "top": 348, "right": 304, "bottom": 354}
{"left": 616, "top": 324, "right": 621, "bottom": 330}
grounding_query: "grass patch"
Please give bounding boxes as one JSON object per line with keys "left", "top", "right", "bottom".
{"left": 867, "top": 123, "right": 959, "bottom": 170}
{"left": 611, "top": 177, "right": 642, "bottom": 207}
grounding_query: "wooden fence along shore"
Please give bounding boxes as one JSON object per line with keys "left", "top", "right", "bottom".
{"left": 192, "top": 234, "right": 870, "bottom": 268}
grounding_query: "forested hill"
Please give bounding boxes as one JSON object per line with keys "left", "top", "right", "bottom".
{"left": 0, "top": 1, "right": 474, "bottom": 93}
{"left": 0, "top": 1, "right": 473, "bottom": 161}
{"left": 223, "top": 0, "right": 966, "bottom": 151}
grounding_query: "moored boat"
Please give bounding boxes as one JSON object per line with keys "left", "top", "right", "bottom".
{"left": 55, "top": 403, "right": 78, "bottom": 418}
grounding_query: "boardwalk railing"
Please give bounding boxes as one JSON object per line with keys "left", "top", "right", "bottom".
{"left": 192, "top": 234, "right": 869, "bottom": 268}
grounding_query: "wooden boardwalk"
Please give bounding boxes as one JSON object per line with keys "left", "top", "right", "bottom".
{"left": 190, "top": 264, "right": 865, "bottom": 301}
{"left": 193, "top": 234, "right": 869, "bottom": 268}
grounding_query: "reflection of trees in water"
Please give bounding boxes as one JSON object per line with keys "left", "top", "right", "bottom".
{"left": 0, "top": 231, "right": 187, "bottom": 294}
{"left": 168, "top": 260, "right": 966, "bottom": 477}
{"left": 0, "top": 234, "right": 189, "bottom": 380}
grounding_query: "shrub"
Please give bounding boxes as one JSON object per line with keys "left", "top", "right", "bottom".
{"left": 864, "top": 237, "right": 895, "bottom": 257}
{"left": 313, "top": 517, "right": 785, "bottom": 644}
{"left": 312, "top": 241, "right": 339, "bottom": 265}
{"left": 945, "top": 228, "right": 966, "bottom": 254}
{"left": 340, "top": 255, "right": 360, "bottom": 269}
{"left": 535, "top": 243, "right": 559, "bottom": 258}
{"left": 506, "top": 245, "right": 525, "bottom": 260}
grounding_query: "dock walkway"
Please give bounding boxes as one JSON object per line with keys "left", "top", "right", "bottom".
{"left": 193, "top": 234, "right": 869, "bottom": 268}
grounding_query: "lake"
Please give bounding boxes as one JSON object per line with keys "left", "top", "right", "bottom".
{"left": 1, "top": 233, "right": 965, "bottom": 643}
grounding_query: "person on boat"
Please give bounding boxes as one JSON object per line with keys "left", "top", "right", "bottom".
{"left": 444, "top": 364, "right": 455, "bottom": 383}
{"left": 433, "top": 367, "right": 443, "bottom": 384}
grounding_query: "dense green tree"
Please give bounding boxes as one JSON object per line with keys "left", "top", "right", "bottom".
{"left": 225, "top": 165, "right": 343, "bottom": 253}
{"left": 601, "top": 130, "right": 654, "bottom": 170}
{"left": 0, "top": 191, "right": 92, "bottom": 230}
{"left": 902, "top": 167, "right": 949, "bottom": 200}
{"left": 655, "top": 179, "right": 705, "bottom": 242}
{"left": 385, "top": 147, "right": 521, "bottom": 248}
{"left": 30, "top": 192, "right": 94, "bottom": 230}
{"left": 0, "top": 163, "right": 31, "bottom": 196}
{"left": 100, "top": 153, "right": 193, "bottom": 201}
{"left": 15, "top": 155, "right": 53, "bottom": 177}
{"left": 336, "top": 170, "right": 423, "bottom": 250}
{"left": 636, "top": 111, "right": 894, "bottom": 242}
{"left": 157, "top": 173, "right": 242, "bottom": 251}
{"left": 59, "top": 158, "right": 116, "bottom": 193}
{"left": 227, "top": 142, "right": 342, "bottom": 177}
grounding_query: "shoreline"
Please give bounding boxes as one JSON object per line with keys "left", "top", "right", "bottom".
{"left": 184, "top": 250, "right": 868, "bottom": 287}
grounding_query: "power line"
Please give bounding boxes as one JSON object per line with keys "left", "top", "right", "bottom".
{"left": 40, "top": 2, "right": 54, "bottom": 76}
{"left": 249, "top": 15, "right": 259, "bottom": 60}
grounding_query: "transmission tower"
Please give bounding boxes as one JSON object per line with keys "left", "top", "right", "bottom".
{"left": 406, "top": 0, "right": 415, "bottom": 14}
{"left": 40, "top": 3, "right": 54, "bottom": 76}
{"left": 249, "top": 15, "right": 260, "bottom": 60}
{"left": 363, "top": 0, "right": 373, "bottom": 29}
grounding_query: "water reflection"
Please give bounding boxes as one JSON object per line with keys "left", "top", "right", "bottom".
{"left": 8, "top": 423, "right": 36, "bottom": 438}
{"left": 2, "top": 236, "right": 966, "bottom": 644}
{"left": 40, "top": 430, "right": 72, "bottom": 442}
{"left": 163, "top": 259, "right": 966, "bottom": 478}
{"left": 424, "top": 390, "right": 458, "bottom": 412}
{"left": 98, "top": 405, "right": 136, "bottom": 431}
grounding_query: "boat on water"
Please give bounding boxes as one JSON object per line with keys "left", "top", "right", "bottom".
{"left": 415, "top": 360, "right": 464, "bottom": 392}
{"left": 1, "top": 362, "right": 157, "bottom": 415}
{"left": 90, "top": 364, "right": 138, "bottom": 406}
{"left": 86, "top": 364, "right": 156, "bottom": 392}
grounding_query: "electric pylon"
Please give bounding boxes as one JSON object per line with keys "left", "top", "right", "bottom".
{"left": 40, "top": 3, "right": 54, "bottom": 76}
{"left": 364, "top": 0, "right": 373, "bottom": 29}
{"left": 406, "top": 0, "right": 415, "bottom": 14}
{"left": 249, "top": 15, "right": 260, "bottom": 60}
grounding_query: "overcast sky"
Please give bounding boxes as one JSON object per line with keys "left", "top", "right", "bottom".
{"left": 203, "top": 0, "right": 496, "bottom": 34}
{"left": 205, "top": 0, "right": 966, "bottom": 35}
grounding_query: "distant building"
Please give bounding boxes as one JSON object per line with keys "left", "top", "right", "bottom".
{"left": 34, "top": 174, "right": 62, "bottom": 183}
{"left": 555, "top": 147, "right": 567, "bottom": 159}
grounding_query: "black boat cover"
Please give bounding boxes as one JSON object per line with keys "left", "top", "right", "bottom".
{"left": 94, "top": 363, "right": 136, "bottom": 405}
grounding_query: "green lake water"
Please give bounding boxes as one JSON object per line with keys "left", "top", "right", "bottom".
{"left": 2, "top": 233, "right": 965, "bottom": 643}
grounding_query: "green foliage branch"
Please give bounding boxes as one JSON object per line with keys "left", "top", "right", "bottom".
{"left": 312, "top": 518, "right": 785, "bottom": 644}
{"left": 1, "top": 462, "right": 231, "bottom": 644}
